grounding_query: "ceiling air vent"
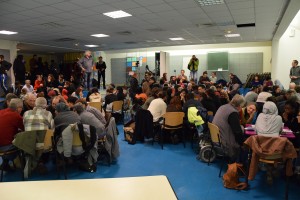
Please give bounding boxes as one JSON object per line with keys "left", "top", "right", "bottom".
{"left": 237, "top": 23, "right": 256, "bottom": 28}
{"left": 215, "top": 21, "right": 235, "bottom": 26}
{"left": 40, "top": 22, "right": 65, "bottom": 28}
{"left": 124, "top": 41, "right": 137, "bottom": 44}
{"left": 54, "top": 38, "right": 76, "bottom": 42}
{"left": 117, "top": 31, "right": 133, "bottom": 35}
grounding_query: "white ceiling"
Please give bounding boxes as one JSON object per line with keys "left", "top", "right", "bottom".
{"left": 0, "top": 0, "right": 290, "bottom": 53}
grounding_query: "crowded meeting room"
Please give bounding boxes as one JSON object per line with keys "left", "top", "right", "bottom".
{"left": 1, "top": 0, "right": 300, "bottom": 199}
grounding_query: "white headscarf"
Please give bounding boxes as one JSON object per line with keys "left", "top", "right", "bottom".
{"left": 255, "top": 101, "right": 282, "bottom": 136}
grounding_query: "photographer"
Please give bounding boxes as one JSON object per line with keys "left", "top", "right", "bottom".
{"left": 187, "top": 55, "right": 199, "bottom": 83}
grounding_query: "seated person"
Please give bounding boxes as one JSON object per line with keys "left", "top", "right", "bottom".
{"left": 73, "top": 103, "right": 105, "bottom": 138}
{"left": 240, "top": 102, "right": 257, "bottom": 126}
{"left": 251, "top": 75, "right": 262, "bottom": 87}
{"left": 45, "top": 74, "right": 58, "bottom": 91}
{"left": 167, "top": 96, "right": 182, "bottom": 112}
{"left": 263, "top": 76, "right": 273, "bottom": 87}
{"left": 116, "top": 86, "right": 126, "bottom": 101}
{"left": 2, "top": 93, "right": 17, "bottom": 109}
{"left": 183, "top": 93, "right": 202, "bottom": 114}
{"left": 255, "top": 101, "right": 282, "bottom": 137}
{"left": 209, "top": 72, "right": 217, "bottom": 84}
{"left": 54, "top": 102, "right": 81, "bottom": 128}
{"left": 244, "top": 86, "right": 259, "bottom": 104}
{"left": 159, "top": 73, "right": 167, "bottom": 85}
{"left": 87, "top": 87, "right": 102, "bottom": 102}
{"left": 227, "top": 73, "right": 242, "bottom": 90}
{"left": 0, "top": 98, "right": 24, "bottom": 171}
{"left": 135, "top": 87, "right": 147, "bottom": 104}
{"left": 228, "top": 83, "right": 240, "bottom": 100}
{"left": 282, "top": 98, "right": 300, "bottom": 133}
{"left": 76, "top": 98, "right": 106, "bottom": 125}
{"left": 169, "top": 76, "right": 177, "bottom": 85}
{"left": 148, "top": 89, "right": 167, "bottom": 122}
{"left": 33, "top": 75, "right": 44, "bottom": 91}
{"left": 23, "top": 97, "right": 54, "bottom": 131}
{"left": 177, "top": 70, "right": 188, "bottom": 83}
{"left": 198, "top": 71, "right": 211, "bottom": 85}
{"left": 142, "top": 87, "right": 159, "bottom": 110}
{"left": 22, "top": 79, "right": 34, "bottom": 94}
{"left": 212, "top": 94, "right": 245, "bottom": 162}
{"left": 71, "top": 86, "right": 83, "bottom": 99}
{"left": 21, "top": 93, "right": 37, "bottom": 116}
{"left": 104, "top": 88, "right": 118, "bottom": 112}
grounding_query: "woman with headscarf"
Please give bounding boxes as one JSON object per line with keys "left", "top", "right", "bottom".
{"left": 255, "top": 101, "right": 282, "bottom": 137}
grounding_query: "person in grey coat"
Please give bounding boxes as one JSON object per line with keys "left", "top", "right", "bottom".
{"left": 73, "top": 103, "right": 105, "bottom": 138}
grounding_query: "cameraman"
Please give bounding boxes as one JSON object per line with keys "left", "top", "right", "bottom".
{"left": 187, "top": 55, "right": 199, "bottom": 83}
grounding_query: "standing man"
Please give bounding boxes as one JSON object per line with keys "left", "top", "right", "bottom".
{"left": 290, "top": 60, "right": 300, "bottom": 85}
{"left": 187, "top": 55, "right": 199, "bottom": 83}
{"left": 0, "top": 55, "right": 12, "bottom": 96}
{"left": 129, "top": 73, "right": 139, "bottom": 101}
{"left": 96, "top": 56, "right": 106, "bottom": 89}
{"left": 29, "top": 54, "right": 38, "bottom": 83}
{"left": 78, "top": 50, "right": 94, "bottom": 90}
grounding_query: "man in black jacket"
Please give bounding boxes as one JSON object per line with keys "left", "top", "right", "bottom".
{"left": 96, "top": 56, "right": 107, "bottom": 89}
{"left": 0, "top": 55, "right": 12, "bottom": 95}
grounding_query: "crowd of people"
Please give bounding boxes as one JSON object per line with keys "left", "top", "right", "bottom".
{"left": 1, "top": 52, "right": 300, "bottom": 182}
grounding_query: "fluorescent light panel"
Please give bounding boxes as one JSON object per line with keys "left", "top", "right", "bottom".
{"left": 0, "top": 30, "right": 18, "bottom": 35}
{"left": 196, "top": 0, "right": 224, "bottom": 6}
{"left": 85, "top": 45, "right": 99, "bottom": 47}
{"left": 91, "top": 34, "right": 109, "bottom": 38}
{"left": 225, "top": 33, "right": 240, "bottom": 38}
{"left": 103, "top": 10, "right": 132, "bottom": 19}
{"left": 169, "top": 37, "right": 185, "bottom": 41}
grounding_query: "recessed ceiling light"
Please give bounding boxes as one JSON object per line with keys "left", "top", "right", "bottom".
{"left": 169, "top": 37, "right": 185, "bottom": 41}
{"left": 103, "top": 10, "right": 132, "bottom": 19}
{"left": 0, "top": 30, "right": 18, "bottom": 35}
{"left": 85, "top": 45, "right": 99, "bottom": 47}
{"left": 196, "top": 0, "right": 224, "bottom": 6}
{"left": 225, "top": 33, "right": 240, "bottom": 38}
{"left": 91, "top": 34, "right": 109, "bottom": 38}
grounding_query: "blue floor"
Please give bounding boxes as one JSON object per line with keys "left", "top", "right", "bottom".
{"left": 1, "top": 125, "right": 300, "bottom": 200}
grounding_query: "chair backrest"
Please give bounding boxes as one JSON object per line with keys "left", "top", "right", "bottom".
{"left": 72, "top": 131, "right": 83, "bottom": 146}
{"left": 88, "top": 101, "right": 102, "bottom": 112}
{"left": 43, "top": 129, "right": 54, "bottom": 151}
{"left": 163, "top": 112, "right": 185, "bottom": 129}
{"left": 207, "top": 111, "right": 214, "bottom": 116}
{"left": 208, "top": 122, "right": 221, "bottom": 143}
{"left": 112, "top": 100, "right": 123, "bottom": 112}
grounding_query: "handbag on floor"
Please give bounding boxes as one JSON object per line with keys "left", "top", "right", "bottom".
{"left": 223, "top": 163, "right": 248, "bottom": 190}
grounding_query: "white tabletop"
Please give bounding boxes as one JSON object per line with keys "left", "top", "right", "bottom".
{"left": 0, "top": 175, "right": 178, "bottom": 200}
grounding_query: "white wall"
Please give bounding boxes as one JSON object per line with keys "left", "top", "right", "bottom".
{"left": 104, "top": 42, "right": 272, "bottom": 84}
{"left": 272, "top": 26, "right": 300, "bottom": 88}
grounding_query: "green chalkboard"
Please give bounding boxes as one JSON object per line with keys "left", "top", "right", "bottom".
{"left": 207, "top": 52, "right": 229, "bottom": 71}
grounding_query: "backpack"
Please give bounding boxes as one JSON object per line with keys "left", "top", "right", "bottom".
{"left": 223, "top": 163, "right": 248, "bottom": 190}
{"left": 196, "top": 106, "right": 208, "bottom": 122}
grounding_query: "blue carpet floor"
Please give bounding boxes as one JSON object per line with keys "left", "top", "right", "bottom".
{"left": 1, "top": 125, "right": 300, "bottom": 200}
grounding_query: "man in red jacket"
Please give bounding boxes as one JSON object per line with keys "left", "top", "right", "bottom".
{"left": 0, "top": 98, "right": 24, "bottom": 171}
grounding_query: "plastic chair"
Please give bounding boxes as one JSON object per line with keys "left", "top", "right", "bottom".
{"left": 244, "top": 135, "right": 297, "bottom": 200}
{"left": 88, "top": 101, "right": 102, "bottom": 112}
{"left": 160, "top": 112, "right": 185, "bottom": 150}
{"left": 112, "top": 100, "right": 124, "bottom": 123}
{"left": 207, "top": 122, "right": 226, "bottom": 177}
